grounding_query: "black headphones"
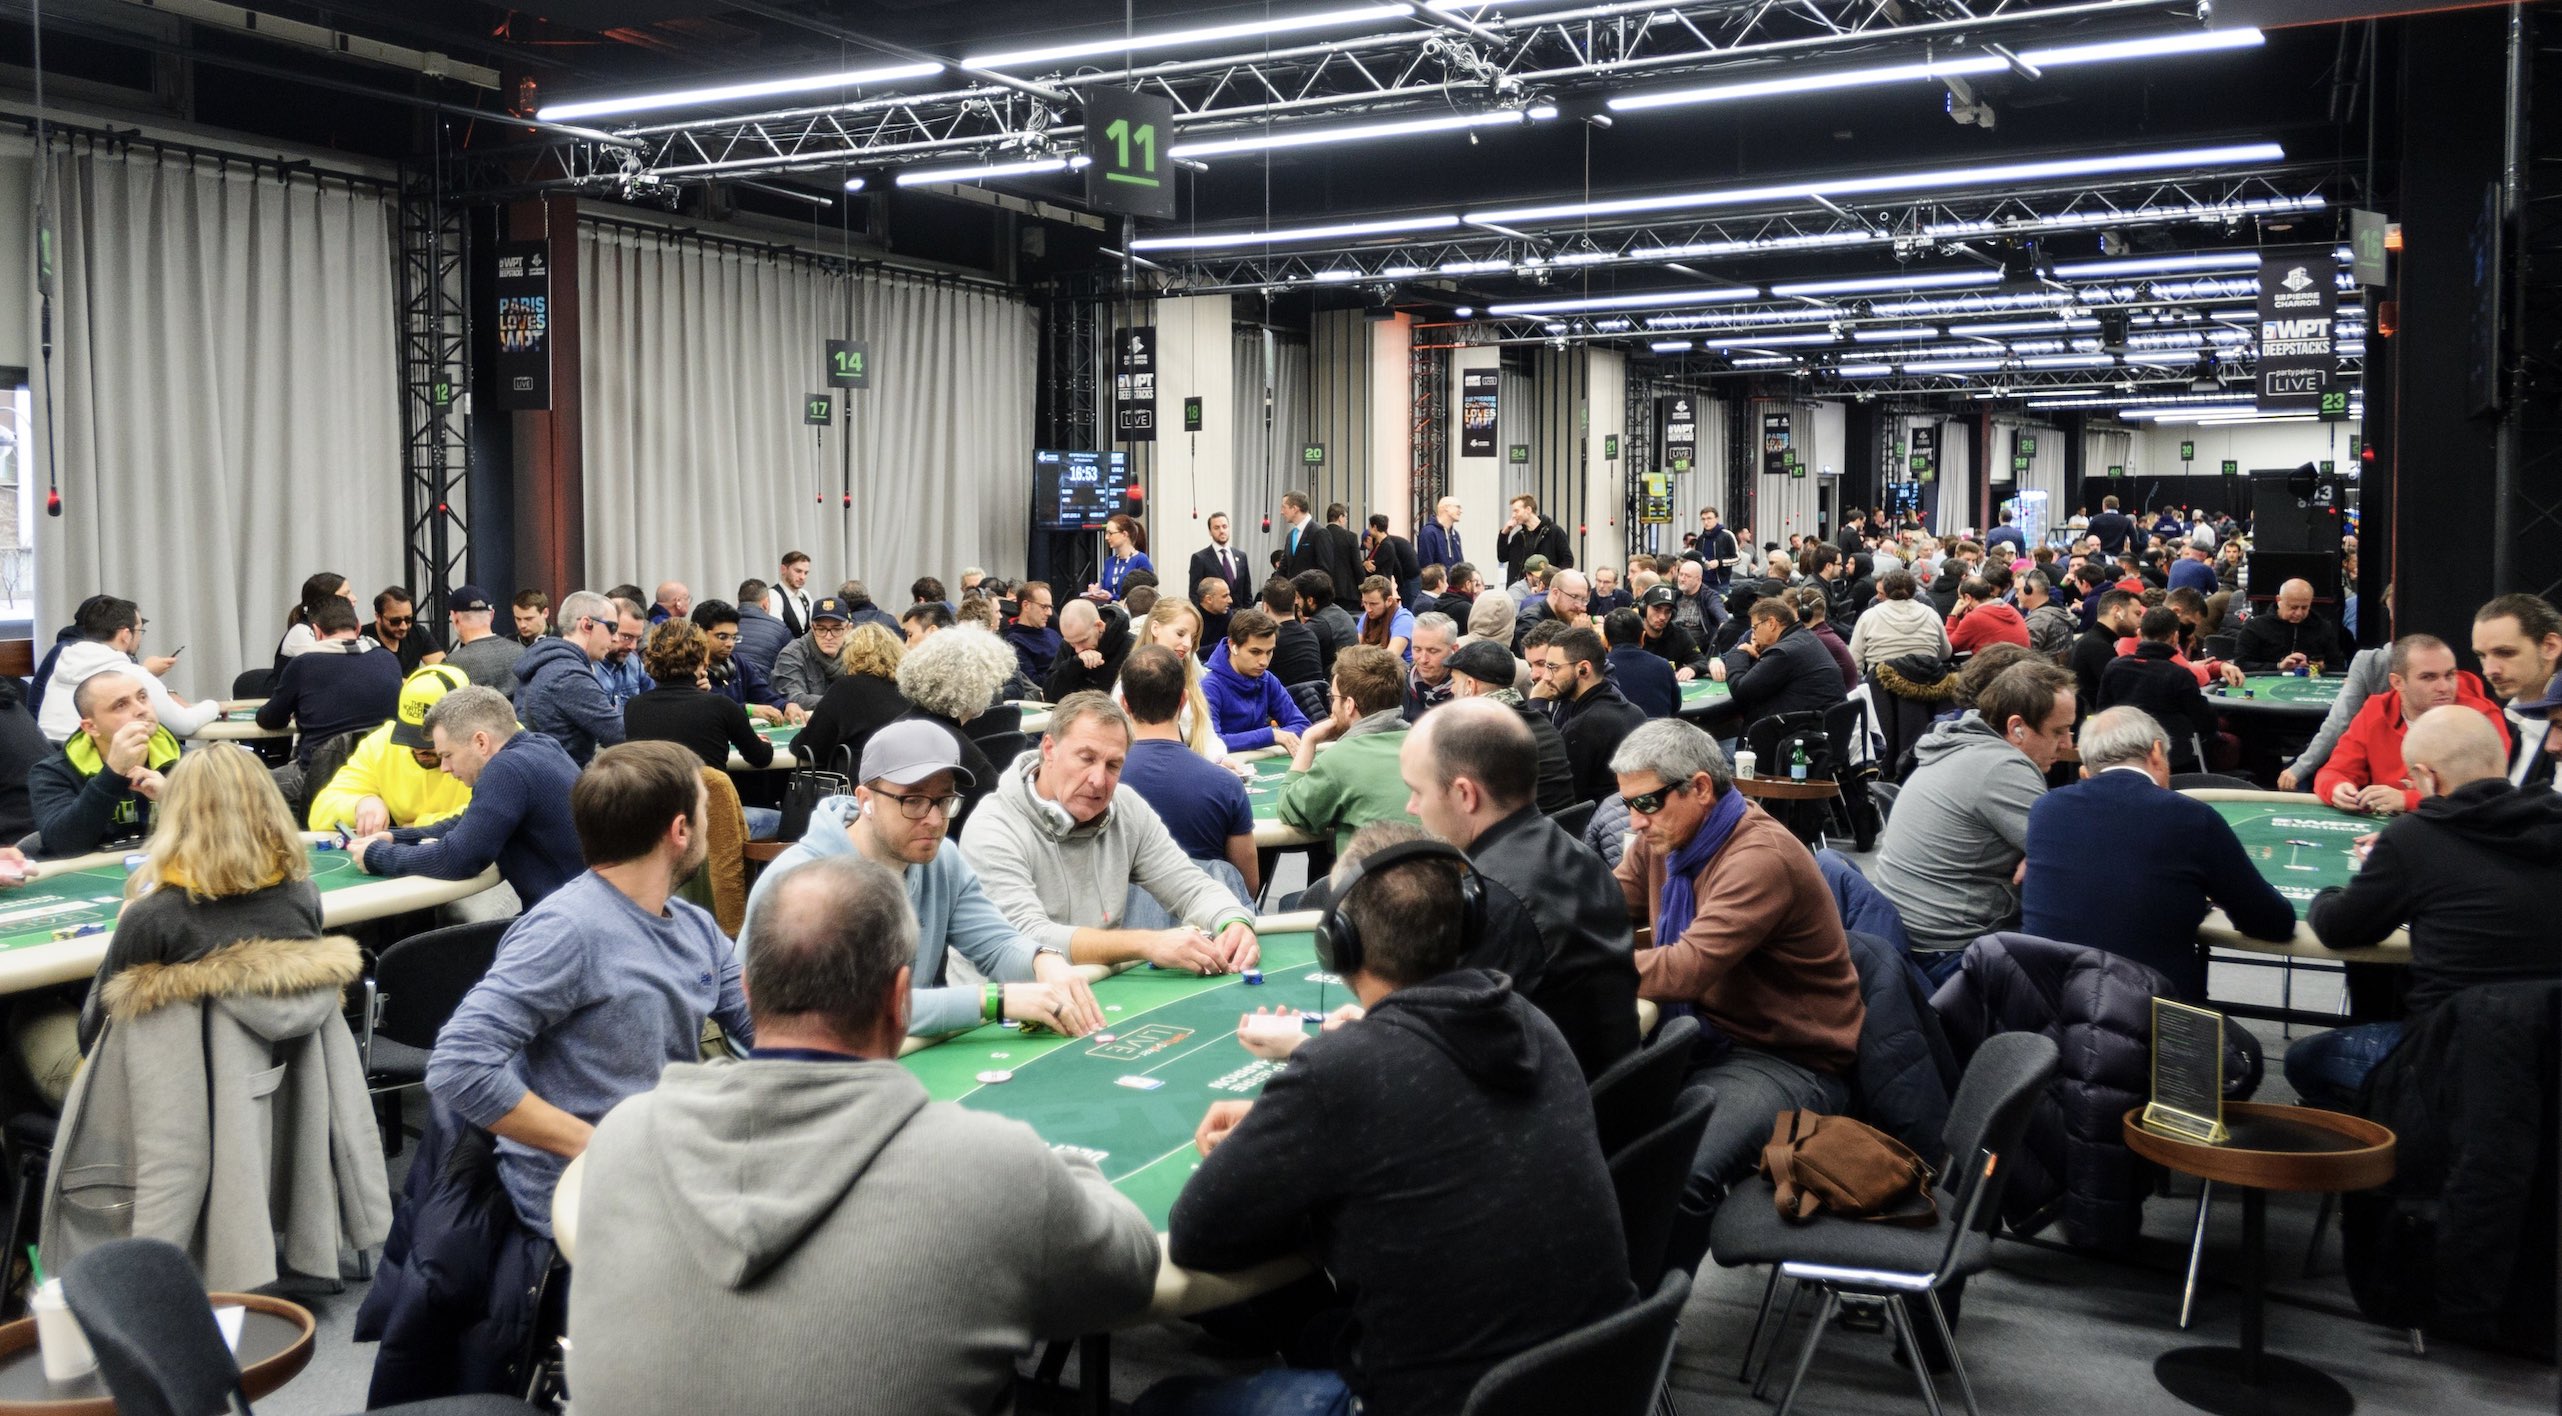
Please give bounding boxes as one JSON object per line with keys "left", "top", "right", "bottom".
{"left": 1312, "top": 839, "right": 1486, "bottom": 977}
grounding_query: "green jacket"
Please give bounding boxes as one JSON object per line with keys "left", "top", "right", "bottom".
{"left": 1276, "top": 716, "right": 1422, "bottom": 853}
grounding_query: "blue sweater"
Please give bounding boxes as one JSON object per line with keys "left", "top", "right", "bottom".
{"left": 1606, "top": 645, "right": 1678, "bottom": 719}
{"left": 744, "top": 795, "right": 1044, "bottom": 1035}
{"left": 257, "top": 639, "right": 402, "bottom": 765}
{"left": 425, "top": 870, "right": 750, "bottom": 1234}
{"left": 2167, "top": 557, "right": 2219, "bottom": 596}
{"left": 2018, "top": 769, "right": 2298, "bottom": 998}
{"left": 1203, "top": 641, "right": 1311, "bottom": 752}
{"left": 367, "top": 731, "right": 585, "bottom": 907}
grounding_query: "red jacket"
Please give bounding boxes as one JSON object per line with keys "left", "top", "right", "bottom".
{"left": 1949, "top": 601, "right": 2031, "bottom": 654}
{"left": 2314, "top": 672, "right": 2511, "bottom": 813}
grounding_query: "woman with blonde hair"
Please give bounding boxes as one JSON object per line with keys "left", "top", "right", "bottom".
{"left": 79, "top": 745, "right": 322, "bottom": 1051}
{"left": 796, "top": 622, "right": 908, "bottom": 777}
{"left": 1120, "top": 598, "right": 1224, "bottom": 760}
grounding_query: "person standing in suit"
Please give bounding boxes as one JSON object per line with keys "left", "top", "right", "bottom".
{"left": 773, "top": 551, "right": 815, "bottom": 637}
{"left": 1319, "top": 503, "right": 1366, "bottom": 606}
{"left": 1364, "top": 514, "right": 1423, "bottom": 608}
{"left": 1277, "top": 491, "right": 1323, "bottom": 581}
{"left": 1416, "top": 497, "right": 1465, "bottom": 573}
{"left": 1186, "top": 512, "right": 1253, "bottom": 609}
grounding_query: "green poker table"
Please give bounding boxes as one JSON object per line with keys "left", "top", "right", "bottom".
{"left": 901, "top": 926, "right": 1338, "bottom": 1228}
{"left": 2207, "top": 673, "right": 2343, "bottom": 719}
{"left": 727, "top": 719, "right": 805, "bottom": 772}
{"left": 1678, "top": 677, "right": 1733, "bottom": 718}
{"left": 2180, "top": 790, "right": 2408, "bottom": 961}
{"left": 194, "top": 704, "right": 291, "bottom": 743}
{"left": 0, "top": 839, "right": 498, "bottom": 995}
{"left": 1243, "top": 753, "right": 1318, "bottom": 848}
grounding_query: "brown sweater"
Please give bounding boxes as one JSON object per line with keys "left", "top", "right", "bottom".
{"left": 1615, "top": 803, "right": 1865, "bottom": 1074}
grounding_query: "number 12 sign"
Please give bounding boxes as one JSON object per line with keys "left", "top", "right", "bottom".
{"left": 1085, "top": 89, "right": 1177, "bottom": 221}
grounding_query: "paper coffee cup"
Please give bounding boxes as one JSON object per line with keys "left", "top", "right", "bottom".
{"left": 31, "top": 1279, "right": 95, "bottom": 1383}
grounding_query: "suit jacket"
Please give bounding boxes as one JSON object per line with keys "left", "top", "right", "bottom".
{"left": 1416, "top": 520, "right": 1465, "bottom": 571}
{"left": 1316, "top": 523, "right": 1365, "bottom": 602}
{"left": 1278, "top": 517, "right": 1325, "bottom": 583}
{"left": 1187, "top": 543, "right": 1252, "bottom": 607}
{"left": 1364, "top": 533, "right": 1423, "bottom": 607}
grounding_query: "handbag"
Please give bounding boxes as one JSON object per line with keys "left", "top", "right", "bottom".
{"left": 1760, "top": 1110, "right": 1938, "bottom": 1226}
{"left": 778, "top": 768, "right": 850, "bottom": 844}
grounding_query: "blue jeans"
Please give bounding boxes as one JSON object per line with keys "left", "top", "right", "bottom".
{"left": 2282, "top": 1021, "right": 2403, "bottom": 1112}
{"left": 1133, "top": 1368, "right": 1354, "bottom": 1416}
{"left": 742, "top": 806, "right": 783, "bottom": 841}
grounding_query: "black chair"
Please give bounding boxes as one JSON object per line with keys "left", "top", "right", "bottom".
{"left": 1588, "top": 1015, "right": 1700, "bottom": 1158}
{"left": 0, "top": 1111, "right": 53, "bottom": 1314}
{"left": 1712, "top": 1031, "right": 2061, "bottom": 1416}
{"left": 1822, "top": 699, "right": 1882, "bottom": 851}
{"left": 1609, "top": 1088, "right": 1717, "bottom": 1294}
{"left": 364, "top": 920, "right": 509, "bottom": 1149}
{"left": 972, "top": 731, "right": 1031, "bottom": 769}
{"left": 63, "top": 1238, "right": 535, "bottom": 1416}
{"left": 1548, "top": 799, "right": 1596, "bottom": 839}
{"left": 230, "top": 667, "right": 275, "bottom": 700}
{"left": 2169, "top": 772, "right": 2258, "bottom": 792}
{"left": 1460, "top": 1270, "right": 1692, "bottom": 1416}
{"left": 1287, "top": 680, "right": 1331, "bottom": 723}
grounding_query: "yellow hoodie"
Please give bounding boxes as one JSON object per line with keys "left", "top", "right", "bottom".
{"left": 307, "top": 722, "right": 472, "bottom": 833}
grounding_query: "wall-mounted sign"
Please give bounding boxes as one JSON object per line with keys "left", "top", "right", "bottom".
{"left": 1603, "top": 433, "right": 1620, "bottom": 461}
{"left": 2256, "top": 243, "right": 2339, "bottom": 414}
{"left": 1083, "top": 87, "right": 1177, "bottom": 222}
{"left": 1461, "top": 370, "right": 1499, "bottom": 457}
{"left": 1508, "top": 444, "right": 1530, "bottom": 465}
{"left": 1762, "top": 410, "right": 1793, "bottom": 476}
{"left": 2107, "top": 464, "right": 2125, "bottom": 477}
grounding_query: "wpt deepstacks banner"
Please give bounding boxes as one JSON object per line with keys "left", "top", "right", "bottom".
{"left": 1115, "top": 326, "right": 1157, "bottom": 442}
{"left": 492, "top": 241, "right": 552, "bottom": 411}
{"left": 1660, "top": 394, "right": 1697, "bottom": 470}
{"left": 1761, "top": 411, "right": 1792, "bottom": 477}
{"left": 1461, "top": 370, "right": 1500, "bottom": 457}
{"left": 2256, "top": 245, "right": 2338, "bottom": 414}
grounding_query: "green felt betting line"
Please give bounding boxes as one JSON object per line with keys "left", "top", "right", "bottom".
{"left": 2205, "top": 801, "right": 2370, "bottom": 918}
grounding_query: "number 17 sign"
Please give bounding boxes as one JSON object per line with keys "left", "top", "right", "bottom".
{"left": 1085, "top": 89, "right": 1177, "bottom": 222}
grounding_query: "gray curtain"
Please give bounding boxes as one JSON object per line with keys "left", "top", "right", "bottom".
{"left": 1231, "top": 327, "right": 1311, "bottom": 578}
{"left": 581, "top": 222, "right": 1036, "bottom": 609}
{"left": 28, "top": 141, "right": 405, "bottom": 690}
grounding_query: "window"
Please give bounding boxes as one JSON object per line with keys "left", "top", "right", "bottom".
{"left": 0, "top": 377, "right": 34, "bottom": 625}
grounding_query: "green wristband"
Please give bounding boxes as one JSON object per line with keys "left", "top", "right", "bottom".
{"left": 984, "top": 982, "right": 1003, "bottom": 1023}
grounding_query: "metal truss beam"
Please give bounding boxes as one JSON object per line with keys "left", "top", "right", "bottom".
{"left": 457, "top": 0, "right": 2191, "bottom": 198}
{"left": 396, "top": 160, "right": 469, "bottom": 621}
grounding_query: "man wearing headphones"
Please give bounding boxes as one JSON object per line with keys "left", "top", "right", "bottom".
{"left": 749, "top": 721, "right": 1104, "bottom": 1037}
{"left": 1610, "top": 718, "right": 1864, "bottom": 1262}
{"left": 961, "top": 692, "right": 1260, "bottom": 974}
{"left": 1141, "top": 821, "right": 1632, "bottom": 1416}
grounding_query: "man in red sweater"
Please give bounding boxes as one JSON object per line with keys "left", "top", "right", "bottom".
{"left": 1947, "top": 577, "right": 2031, "bottom": 655}
{"left": 2315, "top": 634, "right": 2510, "bottom": 815}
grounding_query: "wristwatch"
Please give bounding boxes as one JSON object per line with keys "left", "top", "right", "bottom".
{"left": 1032, "top": 943, "right": 1070, "bottom": 969}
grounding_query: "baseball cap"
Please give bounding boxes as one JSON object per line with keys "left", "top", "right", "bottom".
{"left": 449, "top": 585, "right": 495, "bottom": 614}
{"left": 389, "top": 664, "right": 469, "bottom": 749}
{"left": 2511, "top": 680, "right": 2562, "bottom": 715}
{"left": 811, "top": 597, "right": 852, "bottom": 624}
{"left": 859, "top": 720, "right": 976, "bottom": 788}
{"left": 1524, "top": 555, "right": 1552, "bottom": 575}
{"left": 1446, "top": 640, "right": 1518, "bottom": 687}
{"left": 1639, "top": 584, "right": 1678, "bottom": 610}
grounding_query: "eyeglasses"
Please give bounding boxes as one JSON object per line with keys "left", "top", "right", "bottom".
{"left": 1624, "top": 781, "right": 1688, "bottom": 816}
{"left": 709, "top": 630, "right": 739, "bottom": 644}
{"left": 382, "top": 615, "right": 414, "bottom": 628}
{"left": 873, "top": 789, "right": 962, "bottom": 820}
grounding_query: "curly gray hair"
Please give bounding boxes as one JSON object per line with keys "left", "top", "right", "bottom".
{"left": 895, "top": 624, "right": 1016, "bottom": 722}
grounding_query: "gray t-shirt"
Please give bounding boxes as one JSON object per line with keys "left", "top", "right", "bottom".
{"left": 443, "top": 633, "right": 526, "bottom": 697}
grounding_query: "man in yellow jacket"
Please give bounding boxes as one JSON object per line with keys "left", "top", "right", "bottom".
{"left": 309, "top": 665, "right": 473, "bottom": 836}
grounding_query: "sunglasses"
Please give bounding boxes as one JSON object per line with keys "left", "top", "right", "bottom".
{"left": 1624, "top": 781, "right": 1688, "bottom": 816}
{"left": 382, "top": 615, "right": 414, "bottom": 628}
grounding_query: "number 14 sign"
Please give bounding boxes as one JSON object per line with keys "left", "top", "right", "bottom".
{"left": 1085, "top": 89, "right": 1177, "bottom": 222}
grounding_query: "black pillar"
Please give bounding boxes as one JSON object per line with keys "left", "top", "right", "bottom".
{"left": 1843, "top": 401, "right": 1882, "bottom": 516}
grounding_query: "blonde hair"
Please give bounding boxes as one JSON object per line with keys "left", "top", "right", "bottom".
{"left": 132, "top": 745, "right": 311, "bottom": 902}
{"left": 838, "top": 622, "right": 905, "bottom": 679}
{"left": 1131, "top": 600, "right": 1219, "bottom": 756}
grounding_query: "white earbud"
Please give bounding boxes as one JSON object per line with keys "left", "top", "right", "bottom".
{"left": 860, "top": 800, "right": 873, "bottom": 818}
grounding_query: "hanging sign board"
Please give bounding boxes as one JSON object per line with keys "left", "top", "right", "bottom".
{"left": 2256, "top": 244, "right": 2339, "bottom": 414}
{"left": 1660, "top": 395, "right": 1697, "bottom": 471}
{"left": 1115, "top": 326, "right": 1157, "bottom": 442}
{"left": 492, "top": 240, "right": 552, "bottom": 411}
{"left": 1084, "top": 88, "right": 1177, "bottom": 222}
{"left": 1761, "top": 411, "right": 1792, "bottom": 477}
{"left": 803, "top": 394, "right": 833, "bottom": 426}
{"left": 1461, "top": 371, "right": 1500, "bottom": 457}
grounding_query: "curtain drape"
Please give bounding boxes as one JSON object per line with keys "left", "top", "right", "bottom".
{"left": 580, "top": 223, "right": 1036, "bottom": 610}
{"left": 28, "top": 143, "right": 404, "bottom": 690}
{"left": 1230, "top": 327, "right": 1311, "bottom": 559}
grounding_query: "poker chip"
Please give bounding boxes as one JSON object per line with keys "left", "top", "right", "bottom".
{"left": 1093, "top": 1032, "right": 1118, "bottom": 1043}
{"left": 975, "top": 1069, "right": 1015, "bottom": 1085}
{"left": 1241, "top": 968, "right": 1265, "bottom": 985}
{"left": 121, "top": 854, "right": 147, "bottom": 873}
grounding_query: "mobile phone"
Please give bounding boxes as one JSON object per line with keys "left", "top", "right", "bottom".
{"left": 170, "top": 646, "right": 185, "bottom": 658}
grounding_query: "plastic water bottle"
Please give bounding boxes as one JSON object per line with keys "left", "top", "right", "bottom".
{"left": 1790, "top": 743, "right": 1810, "bottom": 782}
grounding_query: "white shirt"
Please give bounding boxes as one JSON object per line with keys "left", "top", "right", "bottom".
{"left": 39, "top": 641, "right": 219, "bottom": 743}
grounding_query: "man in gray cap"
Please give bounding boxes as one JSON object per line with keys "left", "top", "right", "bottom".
{"left": 747, "top": 720, "right": 1104, "bottom": 1037}
{"left": 441, "top": 584, "right": 525, "bottom": 696}
{"left": 1445, "top": 639, "right": 1577, "bottom": 815}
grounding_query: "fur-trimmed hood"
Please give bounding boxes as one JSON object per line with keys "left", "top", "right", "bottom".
{"left": 1874, "top": 655, "right": 1961, "bottom": 702}
{"left": 100, "top": 934, "right": 362, "bottom": 1028}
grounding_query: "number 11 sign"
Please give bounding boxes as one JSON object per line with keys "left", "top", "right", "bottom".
{"left": 1085, "top": 89, "right": 1177, "bottom": 222}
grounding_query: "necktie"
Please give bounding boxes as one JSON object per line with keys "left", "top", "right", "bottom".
{"left": 1290, "top": 526, "right": 1301, "bottom": 555}
{"left": 1221, "top": 548, "right": 1233, "bottom": 580}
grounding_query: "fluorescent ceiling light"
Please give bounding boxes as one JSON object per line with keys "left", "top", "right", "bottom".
{"left": 1702, "top": 333, "right": 1835, "bottom": 349}
{"left": 1901, "top": 358, "right": 2007, "bottom": 374}
{"left": 1608, "top": 29, "right": 2260, "bottom": 114}
{"left": 968, "top": 4, "right": 1414, "bottom": 69}
{"left": 1948, "top": 318, "right": 2099, "bottom": 336}
{"left": 1834, "top": 364, "right": 1892, "bottom": 377}
{"left": 1871, "top": 291, "right": 2074, "bottom": 317}
{"left": 895, "top": 155, "right": 1090, "bottom": 187}
{"left": 1132, "top": 214, "right": 1462, "bottom": 252}
{"left": 1645, "top": 306, "right": 1839, "bottom": 330}
{"left": 1727, "top": 355, "right": 1804, "bottom": 367}
{"left": 1467, "top": 142, "right": 2285, "bottom": 228}
{"left": 1488, "top": 287, "right": 1760, "bottom": 316}
{"left": 1649, "top": 340, "right": 1695, "bottom": 353}
{"left": 538, "top": 61, "right": 944, "bottom": 122}
{"left": 2014, "top": 354, "right": 2118, "bottom": 369}
{"left": 1171, "top": 106, "right": 1554, "bottom": 159}
{"left": 2052, "top": 252, "right": 2261, "bottom": 278}
{"left": 1852, "top": 326, "right": 1938, "bottom": 342}
{"left": 1770, "top": 269, "right": 2001, "bottom": 297}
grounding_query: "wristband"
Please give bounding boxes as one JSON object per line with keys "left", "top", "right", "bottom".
{"left": 983, "top": 983, "right": 1003, "bottom": 1023}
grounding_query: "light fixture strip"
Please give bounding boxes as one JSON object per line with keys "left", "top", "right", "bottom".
{"left": 1606, "top": 29, "right": 2261, "bottom": 114}
{"left": 967, "top": 3, "right": 1417, "bottom": 70}
{"left": 539, "top": 61, "right": 945, "bottom": 123}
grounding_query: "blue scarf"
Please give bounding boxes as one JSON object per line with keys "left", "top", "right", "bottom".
{"left": 1652, "top": 784, "right": 1750, "bottom": 948}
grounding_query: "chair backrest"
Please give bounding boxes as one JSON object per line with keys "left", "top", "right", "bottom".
{"left": 1936, "top": 1031, "right": 2060, "bottom": 1238}
{"left": 2168, "top": 772, "right": 2256, "bottom": 792}
{"left": 299, "top": 728, "right": 373, "bottom": 823}
{"left": 1588, "top": 1015, "right": 1700, "bottom": 1157}
{"left": 1461, "top": 1269, "right": 1692, "bottom": 1416}
{"left": 60, "top": 1238, "right": 247, "bottom": 1416}
{"left": 1609, "top": 1087, "right": 1717, "bottom": 1293}
{"left": 1288, "top": 680, "right": 1332, "bottom": 723}
{"left": 972, "top": 731, "right": 1031, "bottom": 769}
{"left": 692, "top": 767, "right": 749, "bottom": 937}
{"left": 1548, "top": 799, "right": 1597, "bottom": 839}
{"left": 230, "top": 667, "right": 274, "bottom": 701}
{"left": 373, "top": 919, "right": 511, "bottom": 1050}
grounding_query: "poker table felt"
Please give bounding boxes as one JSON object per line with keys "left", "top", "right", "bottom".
{"left": 1241, "top": 755, "right": 1318, "bottom": 848}
{"left": 900, "top": 930, "right": 1333, "bottom": 1228}
{"left": 2209, "top": 674, "right": 2343, "bottom": 716}
{"left": 728, "top": 720, "right": 804, "bottom": 772}
{"left": 2180, "top": 790, "right": 2407, "bottom": 960}
{"left": 1679, "top": 678, "right": 1733, "bottom": 717}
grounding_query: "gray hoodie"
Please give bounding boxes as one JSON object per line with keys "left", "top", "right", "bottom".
{"left": 958, "top": 751, "right": 1256, "bottom": 954}
{"left": 1868, "top": 712, "right": 2047, "bottom": 954}
{"left": 565, "top": 1058, "right": 1158, "bottom": 1416}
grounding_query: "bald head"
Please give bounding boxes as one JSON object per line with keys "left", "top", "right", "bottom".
{"left": 655, "top": 581, "right": 691, "bottom": 615}
{"left": 1401, "top": 698, "right": 1537, "bottom": 848}
{"left": 1057, "top": 598, "right": 1101, "bottom": 648}
{"left": 2276, "top": 579, "right": 2315, "bottom": 623}
{"left": 2402, "top": 705, "right": 2508, "bottom": 794}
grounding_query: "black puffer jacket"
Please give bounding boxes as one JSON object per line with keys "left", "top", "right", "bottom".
{"left": 1930, "top": 932, "right": 2241, "bottom": 1253}
{"left": 2346, "top": 980, "right": 2559, "bottom": 1357}
{"left": 1843, "top": 929, "right": 1959, "bottom": 1161}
